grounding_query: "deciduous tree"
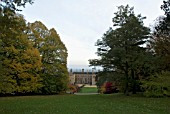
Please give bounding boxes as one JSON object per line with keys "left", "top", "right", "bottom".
{"left": 0, "top": 10, "right": 42, "bottom": 95}
{"left": 28, "top": 21, "right": 68, "bottom": 94}
{"left": 151, "top": 0, "right": 170, "bottom": 71}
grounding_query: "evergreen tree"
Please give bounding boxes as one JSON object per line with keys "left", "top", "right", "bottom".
{"left": 89, "top": 5, "right": 150, "bottom": 95}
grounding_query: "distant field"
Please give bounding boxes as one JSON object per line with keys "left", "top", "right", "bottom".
{"left": 0, "top": 94, "right": 170, "bottom": 114}
{"left": 79, "top": 87, "right": 98, "bottom": 93}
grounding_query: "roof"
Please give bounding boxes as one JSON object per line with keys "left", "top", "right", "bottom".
{"left": 71, "top": 72, "right": 97, "bottom": 75}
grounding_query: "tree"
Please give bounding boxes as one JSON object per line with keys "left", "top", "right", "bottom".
{"left": 0, "top": 0, "right": 34, "bottom": 11}
{"left": 27, "top": 21, "right": 69, "bottom": 94}
{"left": 41, "top": 28, "right": 68, "bottom": 94}
{"left": 0, "top": 10, "right": 42, "bottom": 95}
{"left": 89, "top": 5, "right": 150, "bottom": 95}
{"left": 161, "top": 0, "right": 170, "bottom": 17}
{"left": 151, "top": 0, "right": 170, "bottom": 71}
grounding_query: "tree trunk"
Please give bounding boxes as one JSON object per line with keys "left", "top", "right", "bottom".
{"left": 124, "top": 61, "right": 129, "bottom": 96}
{"left": 131, "top": 69, "right": 136, "bottom": 94}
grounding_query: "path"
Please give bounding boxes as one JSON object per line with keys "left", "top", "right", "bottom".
{"left": 74, "top": 93, "right": 99, "bottom": 95}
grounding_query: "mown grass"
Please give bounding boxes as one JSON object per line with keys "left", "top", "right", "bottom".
{"left": 79, "top": 87, "right": 98, "bottom": 93}
{"left": 0, "top": 94, "right": 169, "bottom": 114}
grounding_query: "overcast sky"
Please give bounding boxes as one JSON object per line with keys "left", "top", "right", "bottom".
{"left": 21, "top": 0, "right": 164, "bottom": 69}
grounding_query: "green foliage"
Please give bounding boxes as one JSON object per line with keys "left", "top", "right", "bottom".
{"left": 0, "top": 10, "right": 43, "bottom": 94}
{"left": 28, "top": 22, "right": 69, "bottom": 94}
{"left": 0, "top": 10, "right": 68, "bottom": 95}
{"left": 151, "top": 0, "right": 170, "bottom": 71}
{"left": 89, "top": 5, "right": 150, "bottom": 95}
{"left": 41, "top": 29, "right": 68, "bottom": 94}
{"left": 141, "top": 71, "right": 170, "bottom": 97}
{"left": 140, "top": 0, "right": 170, "bottom": 97}
{"left": 96, "top": 71, "right": 123, "bottom": 92}
{"left": 0, "top": 0, "right": 34, "bottom": 11}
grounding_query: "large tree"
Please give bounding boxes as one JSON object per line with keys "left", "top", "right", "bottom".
{"left": 0, "top": 10, "right": 42, "bottom": 95}
{"left": 89, "top": 5, "right": 150, "bottom": 95}
{"left": 27, "top": 21, "right": 68, "bottom": 94}
{"left": 151, "top": 0, "right": 170, "bottom": 71}
{"left": 41, "top": 28, "right": 68, "bottom": 94}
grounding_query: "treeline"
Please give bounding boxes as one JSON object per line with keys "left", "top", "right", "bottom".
{"left": 0, "top": 1, "right": 68, "bottom": 95}
{"left": 89, "top": 1, "right": 170, "bottom": 97}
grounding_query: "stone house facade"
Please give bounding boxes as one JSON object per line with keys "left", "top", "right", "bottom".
{"left": 69, "top": 69, "right": 97, "bottom": 85}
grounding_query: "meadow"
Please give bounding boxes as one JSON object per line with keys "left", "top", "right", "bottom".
{"left": 0, "top": 94, "right": 169, "bottom": 114}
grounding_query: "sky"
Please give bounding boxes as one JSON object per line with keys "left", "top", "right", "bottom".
{"left": 21, "top": 0, "right": 164, "bottom": 69}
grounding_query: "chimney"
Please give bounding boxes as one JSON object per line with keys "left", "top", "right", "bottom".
{"left": 70, "top": 69, "right": 72, "bottom": 73}
{"left": 92, "top": 68, "right": 95, "bottom": 74}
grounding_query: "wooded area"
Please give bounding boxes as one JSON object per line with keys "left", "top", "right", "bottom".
{"left": 0, "top": 0, "right": 68, "bottom": 95}
{"left": 0, "top": 0, "right": 170, "bottom": 97}
{"left": 89, "top": 1, "right": 170, "bottom": 97}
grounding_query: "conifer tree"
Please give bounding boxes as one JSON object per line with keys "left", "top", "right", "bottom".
{"left": 89, "top": 5, "right": 150, "bottom": 95}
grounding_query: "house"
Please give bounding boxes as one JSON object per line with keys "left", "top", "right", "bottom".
{"left": 69, "top": 69, "right": 97, "bottom": 85}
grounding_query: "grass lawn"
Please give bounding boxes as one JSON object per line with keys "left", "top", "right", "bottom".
{"left": 79, "top": 87, "right": 98, "bottom": 93}
{"left": 0, "top": 94, "right": 170, "bottom": 114}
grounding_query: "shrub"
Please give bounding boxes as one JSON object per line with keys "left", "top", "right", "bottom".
{"left": 99, "top": 84, "right": 106, "bottom": 94}
{"left": 68, "top": 84, "right": 77, "bottom": 94}
{"left": 67, "top": 84, "right": 84, "bottom": 94}
{"left": 99, "top": 82, "right": 119, "bottom": 94}
{"left": 141, "top": 71, "right": 170, "bottom": 97}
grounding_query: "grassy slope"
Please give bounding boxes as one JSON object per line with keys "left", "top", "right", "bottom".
{"left": 0, "top": 94, "right": 170, "bottom": 114}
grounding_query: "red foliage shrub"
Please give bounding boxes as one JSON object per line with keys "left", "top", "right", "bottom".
{"left": 100, "top": 82, "right": 119, "bottom": 94}
{"left": 68, "top": 84, "right": 77, "bottom": 94}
